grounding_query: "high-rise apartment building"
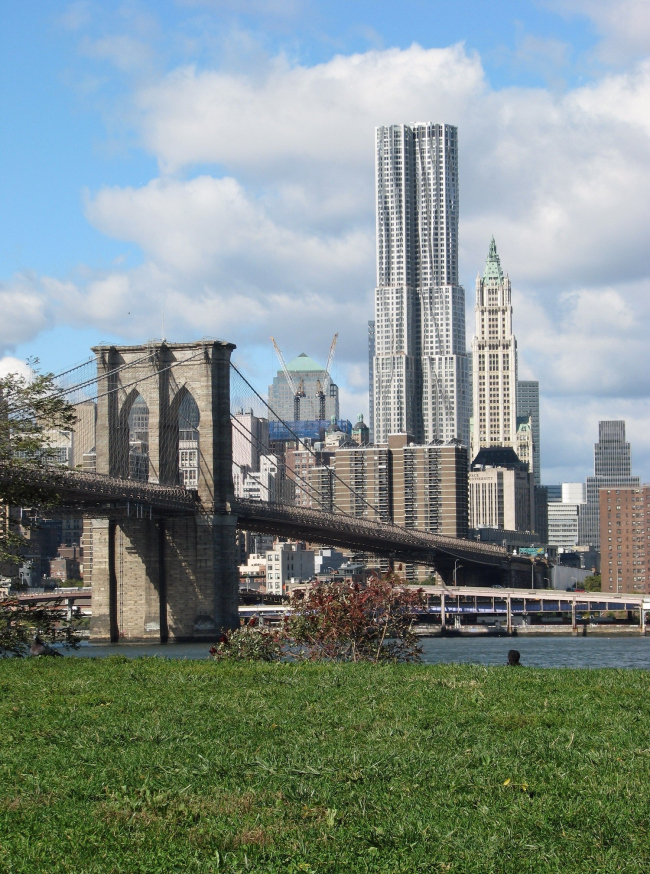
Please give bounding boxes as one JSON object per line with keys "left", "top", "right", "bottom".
{"left": 471, "top": 239, "right": 518, "bottom": 460}
{"left": 372, "top": 123, "right": 470, "bottom": 446}
{"left": 390, "top": 436, "right": 468, "bottom": 538}
{"left": 368, "top": 321, "right": 375, "bottom": 443}
{"left": 334, "top": 445, "right": 391, "bottom": 522}
{"left": 333, "top": 437, "right": 468, "bottom": 536}
{"left": 600, "top": 486, "right": 650, "bottom": 593}
{"left": 579, "top": 421, "right": 640, "bottom": 548}
{"left": 517, "top": 381, "right": 540, "bottom": 485}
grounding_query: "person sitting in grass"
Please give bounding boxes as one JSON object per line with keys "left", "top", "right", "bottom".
{"left": 507, "top": 649, "right": 521, "bottom": 666}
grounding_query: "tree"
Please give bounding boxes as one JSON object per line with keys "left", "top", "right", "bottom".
{"left": 0, "top": 598, "right": 81, "bottom": 658}
{"left": 284, "top": 574, "right": 424, "bottom": 662}
{"left": 583, "top": 573, "right": 601, "bottom": 592}
{"left": 212, "top": 575, "right": 426, "bottom": 663}
{"left": 0, "top": 363, "right": 76, "bottom": 566}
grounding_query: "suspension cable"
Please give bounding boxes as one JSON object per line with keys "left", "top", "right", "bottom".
{"left": 230, "top": 414, "right": 350, "bottom": 516}
{"left": 230, "top": 362, "right": 383, "bottom": 519}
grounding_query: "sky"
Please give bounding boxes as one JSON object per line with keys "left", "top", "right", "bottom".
{"left": 1, "top": 0, "right": 650, "bottom": 485}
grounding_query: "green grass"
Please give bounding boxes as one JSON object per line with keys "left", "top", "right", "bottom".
{"left": 1, "top": 659, "right": 650, "bottom": 873}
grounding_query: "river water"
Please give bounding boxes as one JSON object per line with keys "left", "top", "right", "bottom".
{"left": 64, "top": 636, "right": 650, "bottom": 669}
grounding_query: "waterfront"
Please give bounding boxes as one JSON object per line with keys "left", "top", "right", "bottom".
{"left": 65, "top": 634, "right": 650, "bottom": 669}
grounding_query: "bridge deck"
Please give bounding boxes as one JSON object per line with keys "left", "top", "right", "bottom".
{"left": 1, "top": 464, "right": 512, "bottom": 571}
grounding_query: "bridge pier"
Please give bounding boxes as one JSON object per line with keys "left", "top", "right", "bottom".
{"left": 90, "top": 512, "right": 241, "bottom": 643}
{"left": 88, "top": 340, "right": 240, "bottom": 644}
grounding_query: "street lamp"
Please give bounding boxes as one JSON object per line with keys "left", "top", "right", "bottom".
{"left": 453, "top": 560, "right": 462, "bottom": 587}
{"left": 544, "top": 576, "right": 551, "bottom": 590}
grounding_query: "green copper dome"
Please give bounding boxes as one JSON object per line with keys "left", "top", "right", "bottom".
{"left": 285, "top": 353, "right": 325, "bottom": 373}
{"left": 483, "top": 237, "right": 504, "bottom": 283}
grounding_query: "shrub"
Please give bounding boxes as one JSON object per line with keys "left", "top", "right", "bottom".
{"left": 210, "top": 624, "right": 286, "bottom": 662}
{"left": 286, "top": 574, "right": 425, "bottom": 663}
{"left": 0, "top": 598, "right": 81, "bottom": 657}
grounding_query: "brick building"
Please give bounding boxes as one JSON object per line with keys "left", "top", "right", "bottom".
{"left": 600, "top": 485, "right": 650, "bottom": 593}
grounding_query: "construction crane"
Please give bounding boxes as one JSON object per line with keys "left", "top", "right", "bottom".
{"left": 325, "top": 333, "right": 339, "bottom": 376}
{"left": 271, "top": 336, "right": 305, "bottom": 421}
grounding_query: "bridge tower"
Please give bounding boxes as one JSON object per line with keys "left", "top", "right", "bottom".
{"left": 89, "top": 341, "right": 239, "bottom": 643}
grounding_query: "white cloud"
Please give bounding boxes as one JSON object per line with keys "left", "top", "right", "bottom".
{"left": 0, "top": 275, "right": 52, "bottom": 355}
{"left": 79, "top": 34, "right": 155, "bottom": 73}
{"left": 545, "top": 0, "right": 650, "bottom": 64}
{"left": 0, "top": 357, "right": 33, "bottom": 381}
{"left": 9, "top": 40, "right": 650, "bottom": 480}
{"left": 135, "top": 44, "right": 484, "bottom": 177}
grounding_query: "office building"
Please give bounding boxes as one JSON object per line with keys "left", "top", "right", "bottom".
{"left": 234, "top": 454, "right": 292, "bottom": 504}
{"left": 468, "top": 447, "right": 535, "bottom": 533}
{"left": 600, "top": 485, "right": 650, "bottom": 593}
{"left": 563, "top": 482, "right": 586, "bottom": 504}
{"left": 232, "top": 411, "right": 269, "bottom": 472}
{"left": 471, "top": 239, "right": 518, "bottom": 460}
{"left": 579, "top": 421, "right": 640, "bottom": 548}
{"left": 265, "top": 541, "right": 315, "bottom": 595}
{"left": 516, "top": 417, "right": 534, "bottom": 481}
{"left": 71, "top": 401, "right": 97, "bottom": 470}
{"left": 548, "top": 504, "right": 581, "bottom": 549}
{"left": 517, "top": 381, "right": 540, "bottom": 485}
{"left": 546, "top": 484, "right": 562, "bottom": 503}
{"left": 351, "top": 414, "right": 370, "bottom": 446}
{"left": 268, "top": 353, "right": 339, "bottom": 423}
{"left": 547, "top": 483, "right": 586, "bottom": 549}
{"left": 534, "top": 485, "right": 548, "bottom": 544}
{"left": 372, "top": 122, "right": 470, "bottom": 446}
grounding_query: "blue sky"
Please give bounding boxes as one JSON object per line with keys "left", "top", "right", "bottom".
{"left": 1, "top": 0, "right": 650, "bottom": 483}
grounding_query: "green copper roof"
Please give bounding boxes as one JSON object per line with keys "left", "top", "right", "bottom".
{"left": 286, "top": 353, "right": 325, "bottom": 373}
{"left": 483, "top": 237, "right": 504, "bottom": 282}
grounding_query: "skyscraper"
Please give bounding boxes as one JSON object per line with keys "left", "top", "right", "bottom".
{"left": 517, "top": 381, "right": 540, "bottom": 485}
{"left": 579, "top": 420, "right": 640, "bottom": 548}
{"left": 367, "top": 320, "right": 375, "bottom": 443}
{"left": 268, "top": 353, "right": 339, "bottom": 423}
{"left": 372, "top": 123, "right": 470, "bottom": 446}
{"left": 471, "top": 239, "right": 518, "bottom": 461}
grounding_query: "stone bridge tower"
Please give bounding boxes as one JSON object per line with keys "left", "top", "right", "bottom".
{"left": 89, "top": 341, "right": 239, "bottom": 643}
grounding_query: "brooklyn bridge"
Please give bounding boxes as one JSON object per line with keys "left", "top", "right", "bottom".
{"left": 2, "top": 340, "right": 543, "bottom": 642}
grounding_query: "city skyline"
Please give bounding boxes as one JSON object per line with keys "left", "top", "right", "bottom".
{"left": 1, "top": 1, "right": 650, "bottom": 485}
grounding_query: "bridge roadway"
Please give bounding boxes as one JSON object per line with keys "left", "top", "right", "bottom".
{"left": 1, "top": 466, "right": 512, "bottom": 578}
{"left": 231, "top": 498, "right": 508, "bottom": 575}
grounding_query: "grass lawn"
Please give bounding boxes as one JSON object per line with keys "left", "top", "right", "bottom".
{"left": 1, "top": 658, "right": 650, "bottom": 873}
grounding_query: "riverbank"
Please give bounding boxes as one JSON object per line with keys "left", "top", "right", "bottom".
{"left": 2, "top": 659, "right": 650, "bottom": 872}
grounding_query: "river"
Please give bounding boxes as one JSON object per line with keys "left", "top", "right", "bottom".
{"left": 63, "top": 636, "right": 650, "bottom": 669}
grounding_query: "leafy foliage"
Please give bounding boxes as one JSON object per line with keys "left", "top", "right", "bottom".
{"left": 213, "top": 576, "right": 425, "bottom": 664}
{"left": 210, "top": 624, "right": 285, "bottom": 662}
{"left": 285, "top": 575, "right": 424, "bottom": 663}
{"left": 0, "top": 598, "right": 81, "bottom": 657}
{"left": 583, "top": 573, "right": 602, "bottom": 592}
{"left": 0, "top": 363, "right": 76, "bottom": 566}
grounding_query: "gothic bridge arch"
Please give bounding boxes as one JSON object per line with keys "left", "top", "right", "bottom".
{"left": 90, "top": 341, "right": 238, "bottom": 644}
